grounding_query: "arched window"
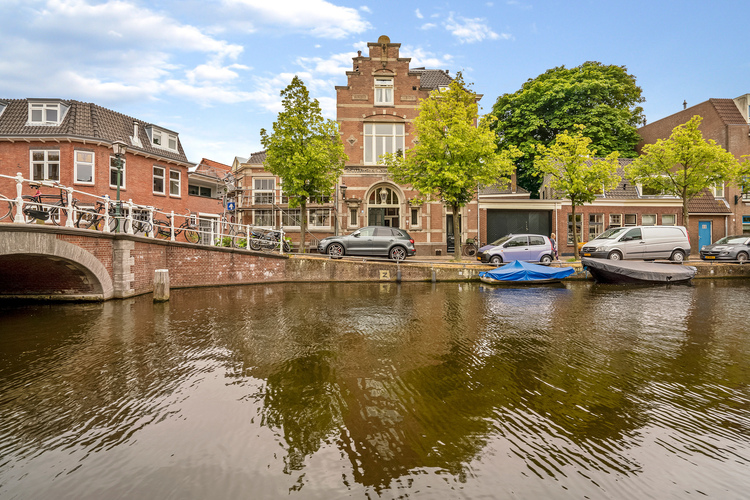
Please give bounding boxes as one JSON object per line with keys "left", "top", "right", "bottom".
{"left": 369, "top": 186, "right": 399, "bottom": 205}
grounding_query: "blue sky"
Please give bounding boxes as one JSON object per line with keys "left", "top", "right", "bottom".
{"left": 1, "top": 0, "right": 748, "bottom": 164}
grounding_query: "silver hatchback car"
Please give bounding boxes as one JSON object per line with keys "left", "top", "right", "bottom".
{"left": 317, "top": 226, "right": 416, "bottom": 260}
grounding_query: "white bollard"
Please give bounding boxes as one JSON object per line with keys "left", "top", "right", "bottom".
{"left": 13, "top": 172, "right": 25, "bottom": 223}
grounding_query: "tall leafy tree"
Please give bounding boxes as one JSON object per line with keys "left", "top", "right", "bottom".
{"left": 626, "top": 116, "right": 737, "bottom": 229}
{"left": 491, "top": 62, "right": 644, "bottom": 196}
{"left": 384, "top": 74, "right": 520, "bottom": 262}
{"left": 534, "top": 126, "right": 621, "bottom": 260}
{"left": 260, "top": 76, "right": 347, "bottom": 252}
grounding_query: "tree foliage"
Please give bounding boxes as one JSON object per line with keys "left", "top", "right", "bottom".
{"left": 534, "top": 126, "right": 621, "bottom": 259}
{"left": 260, "top": 76, "right": 347, "bottom": 252}
{"left": 384, "top": 73, "right": 520, "bottom": 261}
{"left": 626, "top": 116, "right": 737, "bottom": 228}
{"left": 491, "top": 62, "right": 644, "bottom": 196}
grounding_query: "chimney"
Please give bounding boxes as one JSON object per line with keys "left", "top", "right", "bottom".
{"left": 683, "top": 100, "right": 687, "bottom": 110}
{"left": 357, "top": 50, "right": 361, "bottom": 57}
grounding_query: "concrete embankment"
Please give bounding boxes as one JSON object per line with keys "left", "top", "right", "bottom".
{"left": 287, "top": 255, "right": 750, "bottom": 282}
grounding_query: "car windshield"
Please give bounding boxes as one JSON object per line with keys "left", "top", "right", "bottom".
{"left": 592, "top": 227, "right": 628, "bottom": 240}
{"left": 715, "top": 235, "right": 748, "bottom": 245}
{"left": 490, "top": 235, "right": 512, "bottom": 246}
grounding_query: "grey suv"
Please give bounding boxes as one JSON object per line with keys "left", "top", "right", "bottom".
{"left": 317, "top": 226, "right": 416, "bottom": 260}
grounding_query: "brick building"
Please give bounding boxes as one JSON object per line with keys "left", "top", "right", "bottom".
{"left": 0, "top": 98, "right": 216, "bottom": 223}
{"left": 637, "top": 95, "right": 750, "bottom": 248}
{"left": 234, "top": 35, "right": 490, "bottom": 255}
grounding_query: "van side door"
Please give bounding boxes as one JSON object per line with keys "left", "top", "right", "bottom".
{"left": 620, "top": 228, "right": 645, "bottom": 259}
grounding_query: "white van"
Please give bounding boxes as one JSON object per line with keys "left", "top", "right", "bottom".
{"left": 581, "top": 225, "right": 691, "bottom": 262}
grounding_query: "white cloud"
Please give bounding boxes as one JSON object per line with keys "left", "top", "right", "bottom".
{"left": 296, "top": 52, "right": 354, "bottom": 76}
{"left": 420, "top": 23, "right": 437, "bottom": 30}
{"left": 224, "top": 0, "right": 371, "bottom": 38}
{"left": 415, "top": 8, "right": 423, "bottom": 19}
{"left": 401, "top": 45, "right": 454, "bottom": 69}
{"left": 445, "top": 13, "right": 512, "bottom": 43}
{"left": 360, "top": 5, "right": 371, "bottom": 13}
{"left": 186, "top": 63, "right": 251, "bottom": 84}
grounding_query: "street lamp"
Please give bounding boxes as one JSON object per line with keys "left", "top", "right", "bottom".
{"left": 380, "top": 187, "right": 388, "bottom": 204}
{"left": 112, "top": 140, "right": 127, "bottom": 232}
{"left": 337, "top": 183, "right": 347, "bottom": 235}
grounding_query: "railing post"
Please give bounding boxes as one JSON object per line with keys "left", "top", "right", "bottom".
{"left": 65, "top": 186, "right": 75, "bottom": 228}
{"left": 170, "top": 210, "right": 175, "bottom": 241}
{"left": 126, "top": 199, "right": 135, "bottom": 235}
{"left": 103, "top": 196, "right": 111, "bottom": 233}
{"left": 279, "top": 228, "right": 285, "bottom": 255}
{"left": 147, "top": 207, "right": 155, "bottom": 238}
{"left": 13, "top": 172, "right": 25, "bottom": 223}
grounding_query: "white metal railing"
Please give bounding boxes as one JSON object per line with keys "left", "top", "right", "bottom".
{"left": 0, "top": 172, "right": 286, "bottom": 254}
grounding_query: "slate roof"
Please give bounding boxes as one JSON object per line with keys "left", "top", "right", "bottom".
{"left": 411, "top": 68, "right": 453, "bottom": 89}
{"left": 687, "top": 189, "right": 732, "bottom": 214}
{"left": 479, "top": 184, "right": 530, "bottom": 196}
{"left": 709, "top": 98, "right": 747, "bottom": 125}
{"left": 247, "top": 150, "right": 267, "bottom": 164}
{"left": 0, "top": 98, "right": 189, "bottom": 163}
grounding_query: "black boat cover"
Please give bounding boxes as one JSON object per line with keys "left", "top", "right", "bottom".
{"left": 582, "top": 257, "right": 697, "bottom": 284}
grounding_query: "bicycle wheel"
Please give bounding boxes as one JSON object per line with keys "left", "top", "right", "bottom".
{"left": 232, "top": 231, "right": 246, "bottom": 248}
{"left": 50, "top": 207, "right": 67, "bottom": 226}
{"left": 0, "top": 199, "right": 13, "bottom": 221}
{"left": 76, "top": 210, "right": 100, "bottom": 229}
{"left": 108, "top": 216, "right": 119, "bottom": 233}
{"left": 463, "top": 244, "right": 477, "bottom": 257}
{"left": 183, "top": 228, "right": 200, "bottom": 243}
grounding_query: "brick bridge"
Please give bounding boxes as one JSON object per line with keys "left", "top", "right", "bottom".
{"left": 0, "top": 225, "right": 489, "bottom": 301}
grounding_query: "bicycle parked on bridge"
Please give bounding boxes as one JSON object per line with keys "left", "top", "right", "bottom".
{"left": 75, "top": 200, "right": 151, "bottom": 235}
{"left": 20, "top": 184, "right": 69, "bottom": 225}
{"left": 153, "top": 209, "right": 201, "bottom": 243}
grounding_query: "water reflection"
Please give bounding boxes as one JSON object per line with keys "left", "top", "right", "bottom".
{"left": 1, "top": 281, "right": 749, "bottom": 498}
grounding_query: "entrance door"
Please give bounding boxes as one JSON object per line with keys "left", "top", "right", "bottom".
{"left": 446, "top": 214, "right": 462, "bottom": 253}
{"left": 699, "top": 221, "right": 712, "bottom": 248}
{"left": 368, "top": 207, "right": 400, "bottom": 227}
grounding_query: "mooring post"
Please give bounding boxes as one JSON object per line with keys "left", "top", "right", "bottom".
{"left": 154, "top": 269, "right": 170, "bottom": 302}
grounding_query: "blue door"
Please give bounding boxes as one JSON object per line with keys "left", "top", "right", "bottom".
{"left": 699, "top": 221, "right": 712, "bottom": 248}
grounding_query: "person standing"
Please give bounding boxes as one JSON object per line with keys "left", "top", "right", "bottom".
{"left": 550, "top": 233, "right": 558, "bottom": 261}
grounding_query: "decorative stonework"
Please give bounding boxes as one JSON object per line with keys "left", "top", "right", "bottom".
{"left": 401, "top": 95, "right": 417, "bottom": 101}
{"left": 347, "top": 136, "right": 357, "bottom": 146}
{"left": 352, "top": 94, "right": 368, "bottom": 101}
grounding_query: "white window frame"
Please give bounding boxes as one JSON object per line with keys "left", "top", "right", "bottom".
{"left": 254, "top": 209, "right": 274, "bottom": 227}
{"left": 153, "top": 166, "right": 165, "bottom": 195}
{"left": 28, "top": 102, "right": 62, "bottom": 126}
{"left": 374, "top": 77, "right": 394, "bottom": 105}
{"left": 364, "top": 122, "right": 405, "bottom": 165}
{"left": 712, "top": 182, "right": 725, "bottom": 199}
{"left": 30, "top": 150, "right": 60, "bottom": 182}
{"left": 588, "top": 213, "right": 603, "bottom": 240}
{"left": 282, "top": 209, "right": 301, "bottom": 227}
{"left": 109, "top": 156, "right": 126, "bottom": 189}
{"left": 74, "top": 150, "right": 95, "bottom": 185}
{"left": 609, "top": 214, "right": 622, "bottom": 228}
{"left": 151, "top": 129, "right": 179, "bottom": 153}
{"left": 169, "top": 170, "right": 181, "bottom": 197}
{"left": 253, "top": 178, "right": 275, "bottom": 204}
{"left": 624, "top": 214, "right": 637, "bottom": 226}
{"left": 642, "top": 214, "right": 657, "bottom": 226}
{"left": 662, "top": 214, "right": 677, "bottom": 226}
{"left": 308, "top": 208, "right": 331, "bottom": 228}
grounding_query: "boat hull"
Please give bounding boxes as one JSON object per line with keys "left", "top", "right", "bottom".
{"left": 582, "top": 257, "right": 697, "bottom": 284}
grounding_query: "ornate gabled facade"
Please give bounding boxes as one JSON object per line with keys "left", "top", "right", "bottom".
{"left": 234, "top": 36, "right": 493, "bottom": 255}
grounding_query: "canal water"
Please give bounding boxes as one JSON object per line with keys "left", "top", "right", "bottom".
{"left": 1, "top": 281, "right": 749, "bottom": 499}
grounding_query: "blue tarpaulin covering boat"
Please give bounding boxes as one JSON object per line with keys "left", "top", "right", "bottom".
{"left": 479, "top": 260, "right": 575, "bottom": 285}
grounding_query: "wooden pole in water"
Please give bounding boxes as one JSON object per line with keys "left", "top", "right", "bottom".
{"left": 154, "top": 269, "right": 170, "bottom": 302}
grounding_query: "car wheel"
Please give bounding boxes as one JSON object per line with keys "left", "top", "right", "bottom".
{"left": 607, "top": 250, "right": 623, "bottom": 261}
{"left": 327, "top": 243, "right": 344, "bottom": 257}
{"left": 539, "top": 254, "right": 552, "bottom": 265}
{"left": 737, "top": 251, "right": 748, "bottom": 263}
{"left": 389, "top": 246, "right": 406, "bottom": 261}
{"left": 489, "top": 255, "right": 502, "bottom": 264}
{"left": 669, "top": 250, "right": 685, "bottom": 263}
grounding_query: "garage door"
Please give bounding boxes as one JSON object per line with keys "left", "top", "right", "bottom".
{"left": 486, "top": 210, "right": 552, "bottom": 243}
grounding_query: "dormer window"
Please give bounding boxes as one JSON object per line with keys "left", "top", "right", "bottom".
{"left": 147, "top": 126, "right": 179, "bottom": 153}
{"left": 374, "top": 78, "right": 393, "bottom": 105}
{"left": 27, "top": 101, "right": 67, "bottom": 126}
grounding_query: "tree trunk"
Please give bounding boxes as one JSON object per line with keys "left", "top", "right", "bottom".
{"left": 572, "top": 205, "right": 580, "bottom": 261}
{"left": 452, "top": 203, "right": 462, "bottom": 262}
{"left": 682, "top": 196, "right": 690, "bottom": 231}
{"left": 300, "top": 198, "right": 307, "bottom": 253}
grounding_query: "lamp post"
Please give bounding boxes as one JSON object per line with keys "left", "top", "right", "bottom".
{"left": 112, "top": 140, "right": 127, "bottom": 232}
{"left": 339, "top": 183, "right": 347, "bottom": 234}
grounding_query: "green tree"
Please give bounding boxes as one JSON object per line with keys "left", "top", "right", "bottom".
{"left": 260, "top": 76, "right": 347, "bottom": 252}
{"left": 534, "top": 126, "right": 621, "bottom": 260}
{"left": 626, "top": 116, "right": 737, "bottom": 229}
{"left": 384, "top": 73, "right": 520, "bottom": 262}
{"left": 491, "top": 62, "right": 644, "bottom": 197}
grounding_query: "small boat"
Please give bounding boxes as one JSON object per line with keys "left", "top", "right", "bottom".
{"left": 581, "top": 257, "right": 697, "bottom": 284}
{"left": 479, "top": 260, "right": 575, "bottom": 285}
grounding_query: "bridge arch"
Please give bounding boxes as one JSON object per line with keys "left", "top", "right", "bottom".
{"left": 0, "top": 231, "right": 114, "bottom": 300}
